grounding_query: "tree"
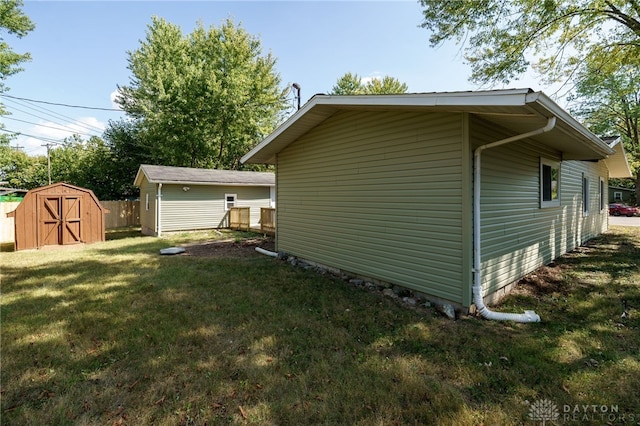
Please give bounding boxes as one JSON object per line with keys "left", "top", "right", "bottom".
{"left": 571, "top": 63, "right": 640, "bottom": 202}
{"left": 0, "top": 146, "right": 47, "bottom": 189}
{"left": 364, "top": 76, "right": 409, "bottom": 94}
{"left": 47, "top": 134, "right": 136, "bottom": 200}
{"left": 331, "top": 72, "right": 365, "bottom": 95}
{"left": 0, "top": 0, "right": 34, "bottom": 143}
{"left": 330, "top": 73, "right": 408, "bottom": 95}
{"left": 419, "top": 0, "right": 640, "bottom": 86}
{"left": 114, "top": 17, "right": 288, "bottom": 170}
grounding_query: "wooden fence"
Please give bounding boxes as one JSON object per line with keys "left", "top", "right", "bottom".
{"left": 260, "top": 207, "right": 276, "bottom": 235}
{"left": 2, "top": 201, "right": 273, "bottom": 243}
{"left": 102, "top": 201, "right": 140, "bottom": 229}
{"left": 229, "top": 207, "right": 250, "bottom": 231}
{"left": 0, "top": 202, "right": 20, "bottom": 243}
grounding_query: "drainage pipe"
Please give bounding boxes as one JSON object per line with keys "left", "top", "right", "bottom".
{"left": 472, "top": 117, "right": 557, "bottom": 322}
{"left": 157, "top": 183, "right": 163, "bottom": 237}
{"left": 255, "top": 247, "right": 278, "bottom": 257}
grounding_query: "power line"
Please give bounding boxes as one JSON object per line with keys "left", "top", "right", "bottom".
{"left": 0, "top": 93, "right": 121, "bottom": 111}
{"left": 2, "top": 116, "right": 98, "bottom": 138}
{"left": 2, "top": 97, "right": 105, "bottom": 134}
{"left": 0, "top": 128, "right": 66, "bottom": 144}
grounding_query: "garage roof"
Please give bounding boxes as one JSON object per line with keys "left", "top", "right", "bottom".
{"left": 241, "top": 88, "right": 616, "bottom": 165}
{"left": 134, "top": 165, "right": 275, "bottom": 187}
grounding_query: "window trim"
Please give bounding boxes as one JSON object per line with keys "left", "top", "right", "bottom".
{"left": 599, "top": 178, "right": 606, "bottom": 212}
{"left": 224, "top": 193, "right": 237, "bottom": 211}
{"left": 582, "top": 174, "right": 590, "bottom": 216}
{"left": 540, "top": 158, "right": 561, "bottom": 208}
{"left": 614, "top": 191, "right": 623, "bottom": 202}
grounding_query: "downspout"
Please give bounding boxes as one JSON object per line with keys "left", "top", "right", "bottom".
{"left": 473, "top": 116, "right": 556, "bottom": 323}
{"left": 156, "top": 183, "right": 163, "bottom": 237}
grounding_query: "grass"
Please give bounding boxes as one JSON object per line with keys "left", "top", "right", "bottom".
{"left": 1, "top": 227, "right": 639, "bottom": 425}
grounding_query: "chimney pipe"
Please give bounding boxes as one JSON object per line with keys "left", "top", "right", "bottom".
{"left": 292, "top": 83, "right": 301, "bottom": 110}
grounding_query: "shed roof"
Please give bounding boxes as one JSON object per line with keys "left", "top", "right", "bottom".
{"left": 134, "top": 164, "right": 275, "bottom": 187}
{"left": 241, "top": 88, "right": 616, "bottom": 164}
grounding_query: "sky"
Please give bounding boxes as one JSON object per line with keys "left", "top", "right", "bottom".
{"left": 2, "top": 0, "right": 555, "bottom": 157}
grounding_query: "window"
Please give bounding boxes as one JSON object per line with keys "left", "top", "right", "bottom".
{"left": 540, "top": 158, "right": 560, "bottom": 208}
{"left": 145, "top": 193, "right": 150, "bottom": 211}
{"left": 225, "top": 194, "right": 237, "bottom": 210}
{"left": 582, "top": 174, "right": 590, "bottom": 215}
{"left": 614, "top": 192, "right": 623, "bottom": 201}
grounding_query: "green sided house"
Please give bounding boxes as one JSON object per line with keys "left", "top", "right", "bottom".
{"left": 134, "top": 165, "right": 275, "bottom": 236}
{"left": 241, "top": 89, "right": 632, "bottom": 321}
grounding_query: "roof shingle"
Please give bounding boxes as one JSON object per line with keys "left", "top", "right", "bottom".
{"left": 137, "top": 165, "right": 274, "bottom": 186}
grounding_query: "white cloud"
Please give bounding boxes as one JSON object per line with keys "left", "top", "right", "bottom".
{"left": 360, "top": 72, "right": 383, "bottom": 86}
{"left": 110, "top": 89, "right": 123, "bottom": 110}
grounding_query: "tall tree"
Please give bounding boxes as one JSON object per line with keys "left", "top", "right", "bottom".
{"left": 571, "top": 64, "right": 640, "bottom": 202}
{"left": 419, "top": 0, "right": 640, "bottom": 86}
{"left": 364, "top": 76, "right": 408, "bottom": 94}
{"left": 330, "top": 73, "right": 408, "bottom": 95}
{"left": 331, "top": 72, "right": 364, "bottom": 95}
{"left": 114, "top": 17, "right": 288, "bottom": 170}
{"left": 0, "top": 0, "right": 34, "bottom": 144}
{"left": 0, "top": 147, "right": 47, "bottom": 189}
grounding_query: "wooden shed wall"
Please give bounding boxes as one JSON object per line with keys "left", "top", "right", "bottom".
{"left": 10, "top": 183, "right": 106, "bottom": 250}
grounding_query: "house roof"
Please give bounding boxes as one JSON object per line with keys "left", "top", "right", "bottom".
{"left": 0, "top": 186, "right": 28, "bottom": 196}
{"left": 133, "top": 164, "right": 275, "bottom": 187}
{"left": 241, "top": 88, "right": 616, "bottom": 165}
{"left": 602, "top": 137, "right": 633, "bottom": 178}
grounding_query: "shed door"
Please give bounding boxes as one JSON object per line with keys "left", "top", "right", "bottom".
{"left": 37, "top": 195, "right": 82, "bottom": 247}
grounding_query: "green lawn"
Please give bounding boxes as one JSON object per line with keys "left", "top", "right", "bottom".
{"left": 1, "top": 227, "right": 639, "bottom": 425}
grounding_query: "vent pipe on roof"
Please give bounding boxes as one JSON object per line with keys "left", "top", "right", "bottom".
{"left": 472, "top": 116, "right": 556, "bottom": 323}
{"left": 292, "top": 83, "right": 301, "bottom": 110}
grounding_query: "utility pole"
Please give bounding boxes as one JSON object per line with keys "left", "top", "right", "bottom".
{"left": 42, "top": 143, "right": 52, "bottom": 185}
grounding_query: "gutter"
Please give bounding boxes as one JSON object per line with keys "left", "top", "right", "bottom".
{"left": 472, "top": 116, "right": 557, "bottom": 323}
{"left": 157, "top": 183, "right": 163, "bottom": 237}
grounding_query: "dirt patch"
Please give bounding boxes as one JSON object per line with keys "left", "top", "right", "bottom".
{"left": 181, "top": 237, "right": 275, "bottom": 258}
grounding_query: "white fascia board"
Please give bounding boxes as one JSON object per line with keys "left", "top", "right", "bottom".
{"left": 161, "top": 181, "right": 274, "bottom": 187}
{"left": 526, "top": 92, "right": 615, "bottom": 157}
{"left": 241, "top": 89, "right": 535, "bottom": 164}
{"left": 241, "top": 96, "right": 322, "bottom": 164}
{"left": 133, "top": 165, "right": 147, "bottom": 187}
{"left": 605, "top": 138, "right": 633, "bottom": 178}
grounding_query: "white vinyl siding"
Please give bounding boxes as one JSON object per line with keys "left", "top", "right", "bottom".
{"left": 160, "top": 185, "right": 271, "bottom": 232}
{"left": 471, "top": 116, "right": 609, "bottom": 297}
{"left": 277, "top": 110, "right": 469, "bottom": 305}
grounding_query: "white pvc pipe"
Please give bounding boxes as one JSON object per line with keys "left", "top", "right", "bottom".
{"left": 255, "top": 247, "right": 278, "bottom": 257}
{"left": 156, "top": 183, "right": 163, "bottom": 237}
{"left": 472, "top": 117, "right": 556, "bottom": 323}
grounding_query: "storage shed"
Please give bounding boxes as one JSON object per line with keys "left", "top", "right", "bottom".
{"left": 6, "top": 182, "right": 108, "bottom": 251}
